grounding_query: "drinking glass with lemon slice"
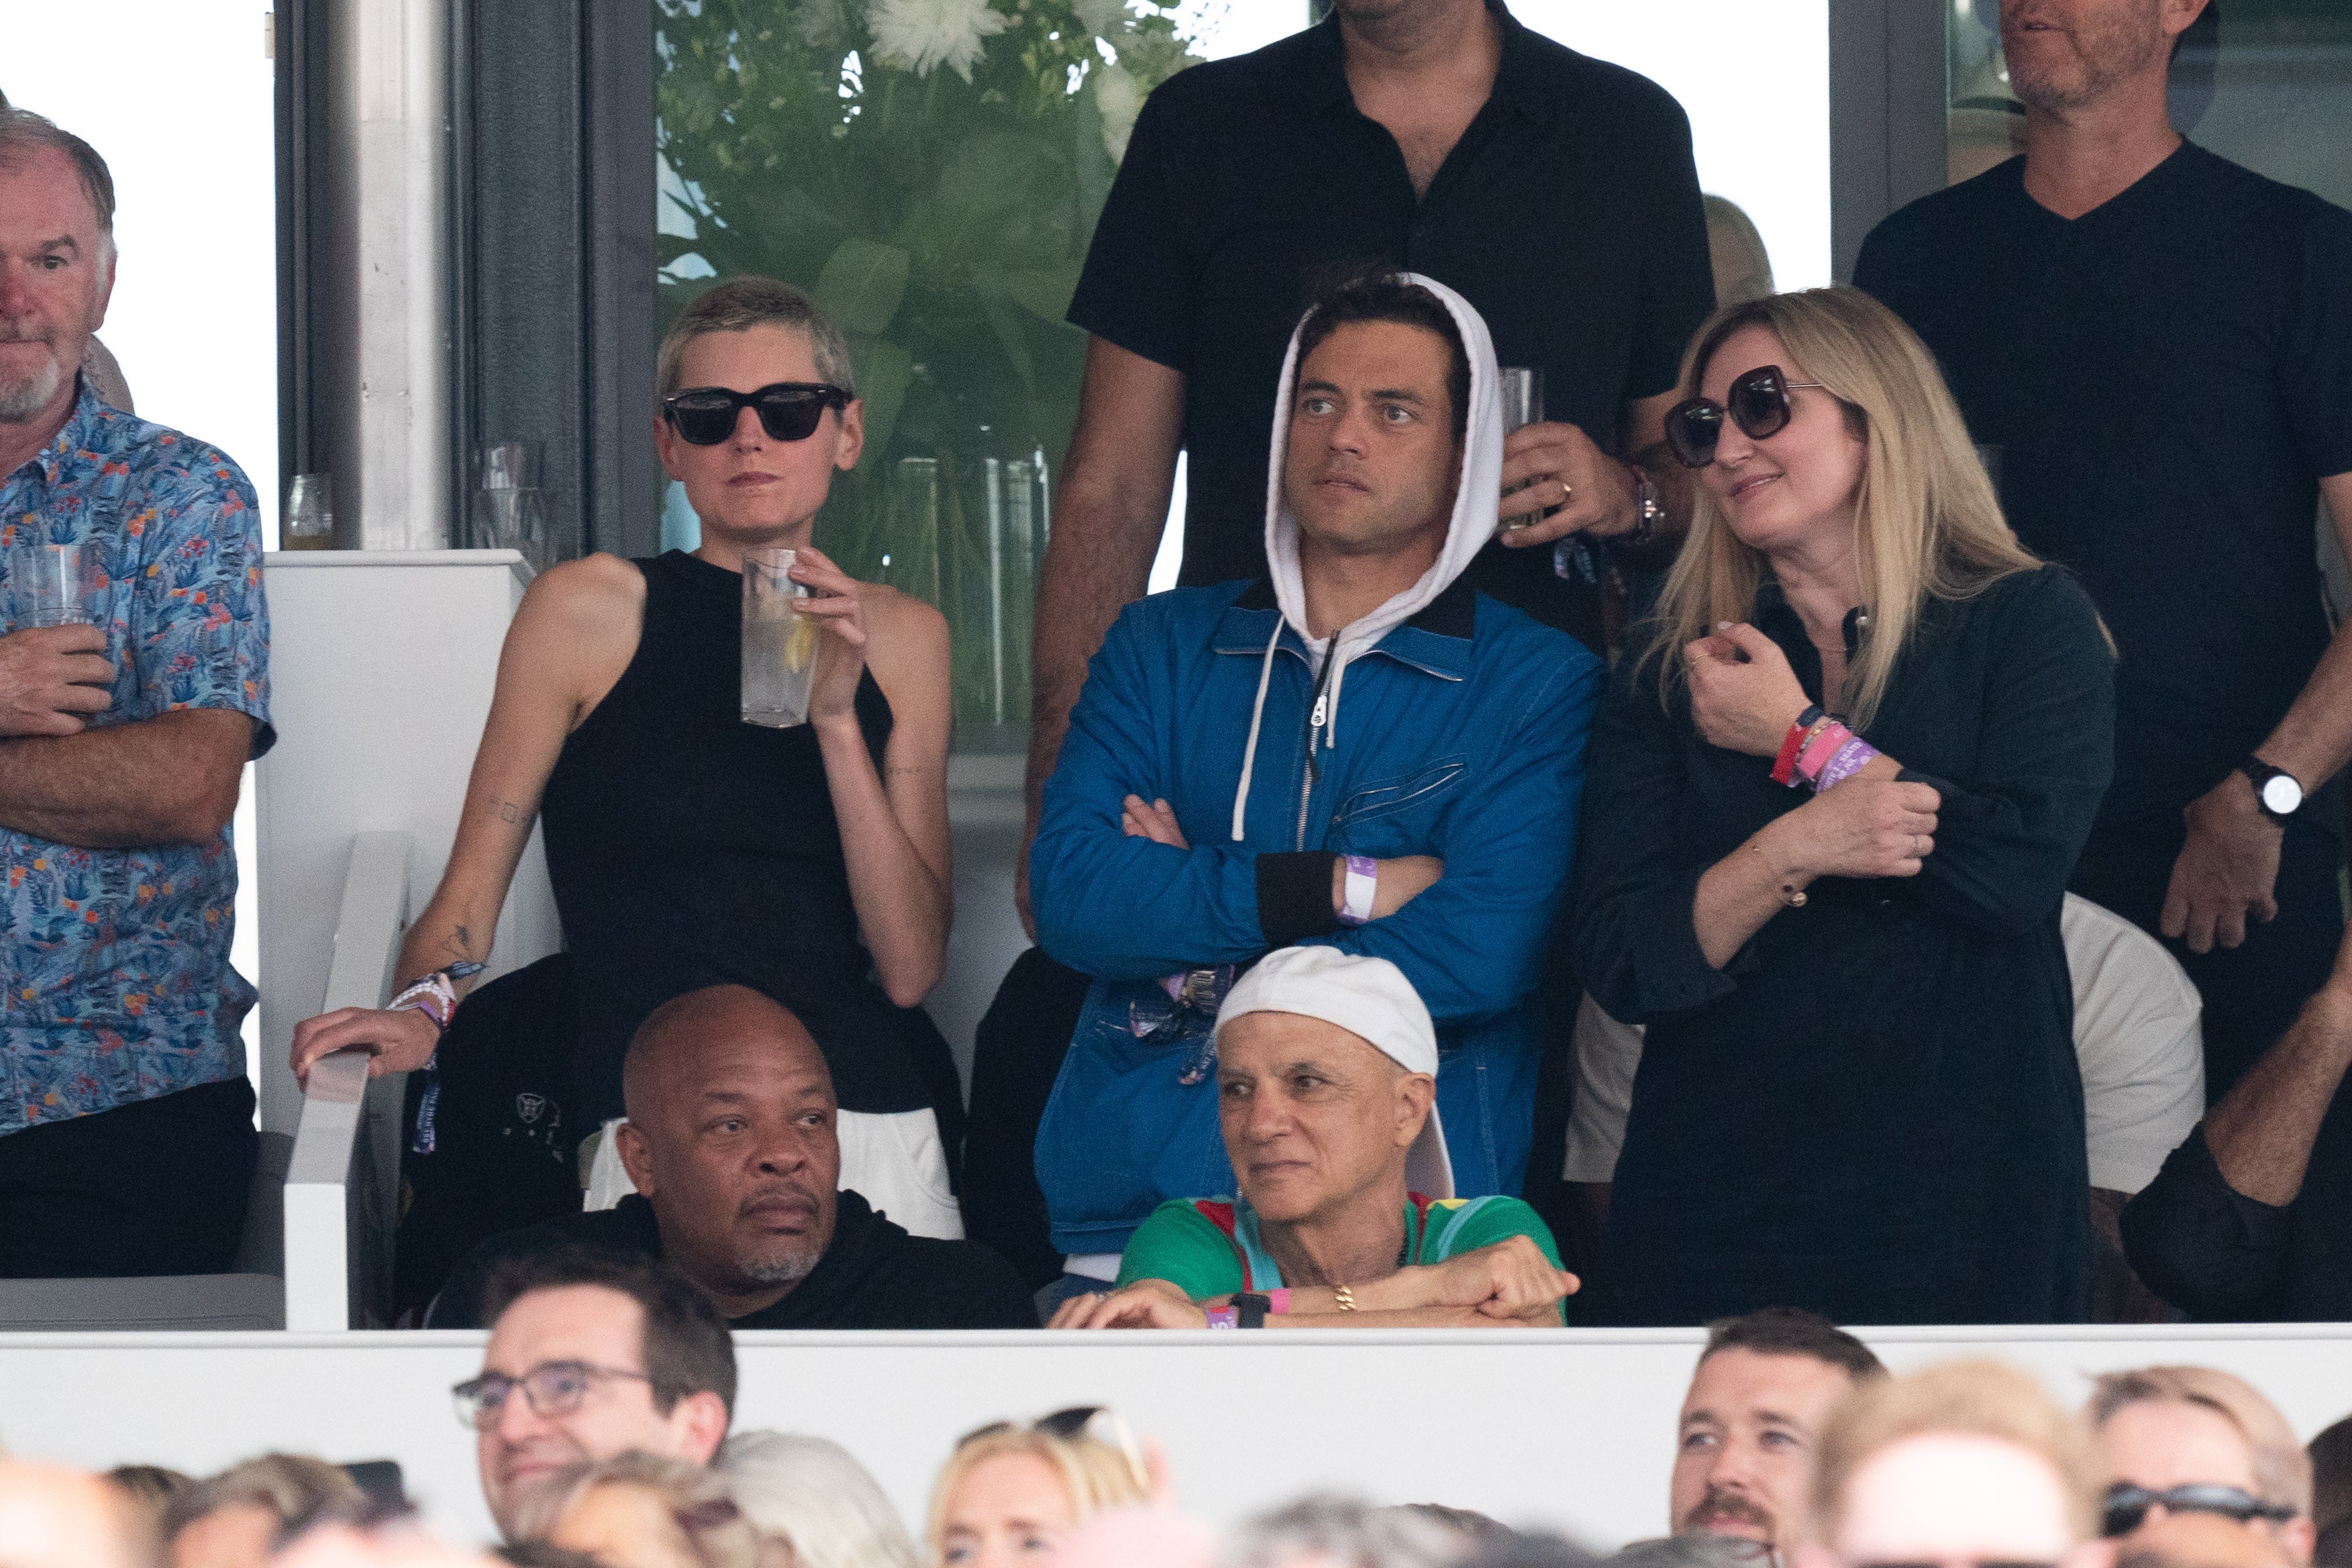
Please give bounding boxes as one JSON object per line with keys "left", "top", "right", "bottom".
{"left": 741, "top": 547, "right": 819, "bottom": 728}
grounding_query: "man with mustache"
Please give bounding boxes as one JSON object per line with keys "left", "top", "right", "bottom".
{"left": 428, "top": 984, "right": 1033, "bottom": 1328}
{"left": 0, "top": 107, "right": 273, "bottom": 1278}
{"left": 1857, "top": 0, "right": 2352, "bottom": 1113}
{"left": 1670, "top": 1309, "right": 1886, "bottom": 1557}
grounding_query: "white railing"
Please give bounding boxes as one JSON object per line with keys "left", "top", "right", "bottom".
{"left": 284, "top": 830, "right": 413, "bottom": 1330}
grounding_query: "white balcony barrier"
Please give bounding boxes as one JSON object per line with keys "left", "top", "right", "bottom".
{"left": 0, "top": 1326, "right": 2347, "bottom": 1549}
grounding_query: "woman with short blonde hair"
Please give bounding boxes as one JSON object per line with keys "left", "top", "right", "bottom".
{"left": 925, "top": 1410, "right": 1150, "bottom": 1567}
{"left": 1575, "top": 285, "right": 2115, "bottom": 1324}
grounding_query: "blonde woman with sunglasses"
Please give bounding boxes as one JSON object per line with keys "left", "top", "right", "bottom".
{"left": 1572, "top": 286, "right": 2114, "bottom": 1327}
{"left": 925, "top": 1410, "right": 1152, "bottom": 1568}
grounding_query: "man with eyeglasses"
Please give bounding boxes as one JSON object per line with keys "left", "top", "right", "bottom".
{"left": 452, "top": 1247, "right": 733, "bottom": 1541}
{"left": 1792, "top": 1361, "right": 2109, "bottom": 1568}
{"left": 2088, "top": 1367, "right": 2315, "bottom": 1567}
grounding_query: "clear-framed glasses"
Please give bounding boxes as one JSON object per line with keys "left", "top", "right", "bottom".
{"left": 958, "top": 1405, "right": 1149, "bottom": 1490}
{"left": 450, "top": 1359, "right": 654, "bottom": 1429}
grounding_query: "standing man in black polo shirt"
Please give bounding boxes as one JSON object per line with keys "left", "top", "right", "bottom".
{"left": 1019, "top": 0, "right": 1715, "bottom": 929}
{"left": 1856, "top": 0, "right": 2352, "bottom": 1102}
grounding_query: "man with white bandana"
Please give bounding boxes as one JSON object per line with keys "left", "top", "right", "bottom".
{"left": 1028, "top": 263, "right": 1602, "bottom": 1304}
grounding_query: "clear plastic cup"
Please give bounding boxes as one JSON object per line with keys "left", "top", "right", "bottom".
{"left": 741, "top": 547, "right": 817, "bottom": 729}
{"left": 11, "top": 541, "right": 91, "bottom": 628}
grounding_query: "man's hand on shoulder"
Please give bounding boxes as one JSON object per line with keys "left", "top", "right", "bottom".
{"left": 0, "top": 625, "right": 115, "bottom": 737}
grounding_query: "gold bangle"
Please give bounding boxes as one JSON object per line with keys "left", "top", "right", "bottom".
{"left": 1333, "top": 1285, "right": 1358, "bottom": 1312}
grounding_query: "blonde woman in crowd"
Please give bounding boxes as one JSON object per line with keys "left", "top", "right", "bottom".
{"left": 1574, "top": 286, "right": 2115, "bottom": 1326}
{"left": 530, "top": 1453, "right": 782, "bottom": 1568}
{"left": 925, "top": 1409, "right": 1152, "bottom": 1568}
{"left": 720, "top": 1432, "right": 920, "bottom": 1568}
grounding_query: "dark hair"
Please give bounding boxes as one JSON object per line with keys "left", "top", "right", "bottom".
{"left": 1700, "top": 1307, "right": 1886, "bottom": 1381}
{"left": 0, "top": 107, "right": 117, "bottom": 239}
{"left": 480, "top": 1246, "right": 739, "bottom": 1417}
{"left": 1294, "top": 261, "right": 1471, "bottom": 442}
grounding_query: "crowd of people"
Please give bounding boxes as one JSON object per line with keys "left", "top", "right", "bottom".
{"left": 3, "top": 1288, "right": 2349, "bottom": 1568}
{"left": 5, "top": 0, "right": 2352, "bottom": 1330}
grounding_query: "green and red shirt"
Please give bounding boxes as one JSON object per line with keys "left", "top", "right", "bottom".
{"left": 1116, "top": 1192, "right": 1565, "bottom": 1321}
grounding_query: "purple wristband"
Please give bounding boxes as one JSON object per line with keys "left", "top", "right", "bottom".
{"left": 1813, "top": 736, "right": 1879, "bottom": 792}
{"left": 1205, "top": 1306, "right": 1239, "bottom": 1330}
{"left": 1338, "top": 854, "right": 1378, "bottom": 927}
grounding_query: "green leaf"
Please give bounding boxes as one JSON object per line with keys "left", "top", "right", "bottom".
{"left": 813, "top": 237, "right": 912, "bottom": 336}
{"left": 848, "top": 336, "right": 914, "bottom": 476}
{"left": 998, "top": 264, "right": 1081, "bottom": 325}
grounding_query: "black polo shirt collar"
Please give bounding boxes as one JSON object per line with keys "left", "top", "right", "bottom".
{"left": 1298, "top": 1, "right": 1556, "bottom": 125}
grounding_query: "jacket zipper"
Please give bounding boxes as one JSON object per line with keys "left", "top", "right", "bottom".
{"left": 1296, "top": 649, "right": 1340, "bottom": 850}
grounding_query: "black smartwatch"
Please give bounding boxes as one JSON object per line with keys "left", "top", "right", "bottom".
{"left": 1233, "top": 1292, "right": 1272, "bottom": 1330}
{"left": 2241, "top": 757, "right": 2304, "bottom": 824}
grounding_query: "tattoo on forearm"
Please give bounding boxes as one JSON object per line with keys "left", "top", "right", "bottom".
{"left": 446, "top": 925, "right": 478, "bottom": 962}
{"left": 483, "top": 797, "right": 526, "bottom": 825}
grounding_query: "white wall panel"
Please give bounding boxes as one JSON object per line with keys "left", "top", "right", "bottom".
{"left": 2, "top": 1328, "right": 2347, "bottom": 1553}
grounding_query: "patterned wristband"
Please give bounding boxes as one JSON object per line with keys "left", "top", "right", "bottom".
{"left": 1205, "top": 1306, "right": 1239, "bottom": 1330}
{"left": 1813, "top": 737, "right": 1880, "bottom": 793}
{"left": 388, "top": 972, "right": 459, "bottom": 1036}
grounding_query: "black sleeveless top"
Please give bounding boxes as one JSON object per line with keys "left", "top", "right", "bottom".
{"left": 539, "top": 550, "right": 948, "bottom": 1125}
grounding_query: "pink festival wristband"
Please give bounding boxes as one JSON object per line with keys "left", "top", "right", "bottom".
{"left": 1268, "top": 1288, "right": 1292, "bottom": 1316}
{"left": 1813, "top": 736, "right": 1880, "bottom": 792}
{"left": 1794, "top": 720, "right": 1852, "bottom": 784}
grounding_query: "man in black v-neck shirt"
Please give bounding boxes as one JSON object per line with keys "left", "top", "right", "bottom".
{"left": 1856, "top": 0, "right": 2352, "bottom": 1104}
{"left": 1019, "top": 0, "right": 1715, "bottom": 918}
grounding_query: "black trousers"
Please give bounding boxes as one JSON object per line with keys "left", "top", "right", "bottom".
{"left": 2072, "top": 817, "right": 2346, "bottom": 1103}
{"left": 0, "top": 1077, "right": 257, "bottom": 1277}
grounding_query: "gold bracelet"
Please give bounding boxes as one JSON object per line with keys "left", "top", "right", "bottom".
{"left": 1749, "top": 839, "right": 1806, "bottom": 907}
{"left": 1333, "top": 1285, "right": 1357, "bottom": 1312}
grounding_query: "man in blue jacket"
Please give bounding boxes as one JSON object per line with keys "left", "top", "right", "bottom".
{"left": 1030, "top": 263, "right": 1604, "bottom": 1296}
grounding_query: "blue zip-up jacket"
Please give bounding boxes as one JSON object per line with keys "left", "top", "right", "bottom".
{"left": 1030, "top": 574, "right": 1602, "bottom": 1254}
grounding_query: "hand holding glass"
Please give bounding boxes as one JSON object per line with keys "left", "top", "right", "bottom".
{"left": 742, "top": 547, "right": 817, "bottom": 729}
{"left": 11, "top": 541, "right": 92, "bottom": 628}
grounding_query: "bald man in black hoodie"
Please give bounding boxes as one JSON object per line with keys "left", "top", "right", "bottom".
{"left": 431, "top": 985, "right": 1034, "bottom": 1328}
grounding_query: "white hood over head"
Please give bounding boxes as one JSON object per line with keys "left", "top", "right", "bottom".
{"left": 1226, "top": 272, "right": 1504, "bottom": 841}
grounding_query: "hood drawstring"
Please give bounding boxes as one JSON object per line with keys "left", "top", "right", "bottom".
{"left": 1231, "top": 618, "right": 1283, "bottom": 841}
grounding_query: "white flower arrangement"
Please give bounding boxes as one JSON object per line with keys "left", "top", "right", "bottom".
{"left": 1093, "top": 60, "right": 1143, "bottom": 161}
{"left": 866, "top": 0, "right": 1012, "bottom": 83}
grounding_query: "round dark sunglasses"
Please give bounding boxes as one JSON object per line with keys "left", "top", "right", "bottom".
{"left": 2102, "top": 1483, "right": 2296, "bottom": 1538}
{"left": 662, "top": 380, "right": 850, "bottom": 446}
{"left": 1664, "top": 364, "right": 1829, "bottom": 468}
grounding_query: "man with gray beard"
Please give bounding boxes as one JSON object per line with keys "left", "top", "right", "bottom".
{"left": 427, "top": 984, "right": 1034, "bottom": 1328}
{"left": 0, "top": 106, "right": 272, "bottom": 1278}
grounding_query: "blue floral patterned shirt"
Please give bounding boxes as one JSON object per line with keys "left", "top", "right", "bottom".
{"left": 0, "top": 378, "right": 273, "bottom": 1136}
